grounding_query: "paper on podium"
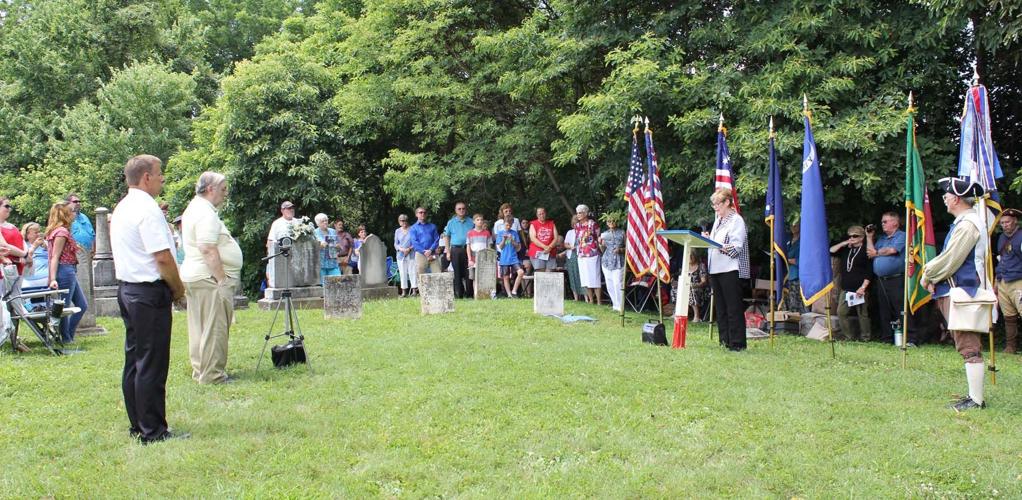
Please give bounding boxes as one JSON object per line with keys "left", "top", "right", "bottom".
{"left": 656, "top": 230, "right": 723, "bottom": 249}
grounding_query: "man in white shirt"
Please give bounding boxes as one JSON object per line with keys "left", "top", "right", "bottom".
{"left": 181, "top": 172, "right": 243, "bottom": 384}
{"left": 267, "top": 201, "right": 296, "bottom": 252}
{"left": 110, "top": 154, "right": 187, "bottom": 444}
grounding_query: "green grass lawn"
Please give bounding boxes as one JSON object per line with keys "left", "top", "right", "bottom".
{"left": 2, "top": 298, "right": 1021, "bottom": 497}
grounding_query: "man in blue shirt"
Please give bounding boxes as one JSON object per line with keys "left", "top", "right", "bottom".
{"left": 410, "top": 206, "right": 441, "bottom": 275}
{"left": 444, "top": 201, "right": 474, "bottom": 298}
{"left": 867, "top": 211, "right": 908, "bottom": 343}
{"left": 67, "top": 193, "right": 96, "bottom": 252}
{"left": 995, "top": 208, "right": 1022, "bottom": 354}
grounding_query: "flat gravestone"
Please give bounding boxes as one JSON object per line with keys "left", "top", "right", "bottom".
{"left": 533, "top": 271, "right": 564, "bottom": 316}
{"left": 324, "top": 275, "right": 362, "bottom": 320}
{"left": 473, "top": 248, "right": 497, "bottom": 300}
{"left": 420, "top": 272, "right": 454, "bottom": 314}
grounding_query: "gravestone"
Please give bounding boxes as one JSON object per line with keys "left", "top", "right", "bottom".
{"left": 324, "top": 275, "right": 362, "bottom": 319}
{"left": 92, "top": 208, "right": 120, "bottom": 317}
{"left": 473, "top": 248, "right": 497, "bottom": 300}
{"left": 267, "top": 235, "right": 319, "bottom": 288}
{"left": 358, "top": 234, "right": 397, "bottom": 300}
{"left": 533, "top": 271, "right": 565, "bottom": 316}
{"left": 260, "top": 235, "right": 323, "bottom": 310}
{"left": 75, "top": 247, "right": 105, "bottom": 334}
{"left": 420, "top": 272, "right": 454, "bottom": 314}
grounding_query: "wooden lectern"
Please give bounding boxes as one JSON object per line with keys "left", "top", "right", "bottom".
{"left": 657, "top": 230, "right": 722, "bottom": 348}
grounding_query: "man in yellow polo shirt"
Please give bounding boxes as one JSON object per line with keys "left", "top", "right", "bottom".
{"left": 181, "top": 171, "right": 243, "bottom": 384}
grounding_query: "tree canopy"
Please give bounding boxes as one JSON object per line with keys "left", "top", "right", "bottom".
{"left": 0, "top": 0, "right": 1018, "bottom": 292}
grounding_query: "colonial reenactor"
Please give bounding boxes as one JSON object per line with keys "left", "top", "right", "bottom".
{"left": 921, "top": 178, "right": 989, "bottom": 412}
{"left": 994, "top": 207, "right": 1022, "bottom": 354}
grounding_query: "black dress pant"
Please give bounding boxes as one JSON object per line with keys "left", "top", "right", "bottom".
{"left": 876, "top": 275, "right": 923, "bottom": 343}
{"left": 710, "top": 270, "right": 746, "bottom": 350}
{"left": 118, "top": 281, "right": 173, "bottom": 441}
{"left": 450, "top": 245, "right": 472, "bottom": 298}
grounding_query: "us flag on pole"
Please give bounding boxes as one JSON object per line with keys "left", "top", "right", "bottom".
{"left": 644, "top": 122, "right": 671, "bottom": 282}
{"left": 625, "top": 125, "right": 653, "bottom": 277}
{"left": 715, "top": 117, "right": 741, "bottom": 213}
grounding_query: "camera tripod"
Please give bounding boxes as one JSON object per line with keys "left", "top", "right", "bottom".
{"left": 257, "top": 240, "right": 312, "bottom": 372}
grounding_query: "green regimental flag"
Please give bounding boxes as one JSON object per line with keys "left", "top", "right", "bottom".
{"left": 905, "top": 109, "right": 936, "bottom": 313}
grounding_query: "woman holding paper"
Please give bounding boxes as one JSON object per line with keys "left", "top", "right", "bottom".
{"left": 830, "top": 225, "right": 873, "bottom": 341}
{"left": 706, "top": 188, "right": 750, "bottom": 351}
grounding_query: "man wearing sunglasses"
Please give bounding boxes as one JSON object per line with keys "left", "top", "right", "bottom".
{"left": 66, "top": 193, "right": 96, "bottom": 253}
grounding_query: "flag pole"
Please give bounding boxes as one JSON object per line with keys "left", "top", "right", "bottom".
{"left": 621, "top": 115, "right": 641, "bottom": 327}
{"left": 768, "top": 117, "right": 776, "bottom": 347}
{"left": 646, "top": 116, "right": 665, "bottom": 326}
{"left": 804, "top": 93, "right": 835, "bottom": 358}
{"left": 902, "top": 93, "right": 914, "bottom": 369}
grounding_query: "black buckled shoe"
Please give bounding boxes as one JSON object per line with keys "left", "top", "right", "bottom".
{"left": 951, "top": 397, "right": 986, "bottom": 412}
{"left": 141, "top": 430, "right": 192, "bottom": 445}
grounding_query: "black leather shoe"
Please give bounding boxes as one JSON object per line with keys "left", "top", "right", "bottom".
{"left": 951, "top": 397, "right": 986, "bottom": 412}
{"left": 142, "top": 430, "right": 192, "bottom": 445}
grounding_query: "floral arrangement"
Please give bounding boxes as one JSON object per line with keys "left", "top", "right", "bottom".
{"left": 286, "top": 216, "right": 315, "bottom": 240}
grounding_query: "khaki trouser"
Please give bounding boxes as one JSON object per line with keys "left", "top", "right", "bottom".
{"left": 996, "top": 278, "right": 1022, "bottom": 316}
{"left": 415, "top": 253, "right": 442, "bottom": 275}
{"left": 186, "top": 277, "right": 236, "bottom": 384}
{"left": 937, "top": 296, "right": 984, "bottom": 363}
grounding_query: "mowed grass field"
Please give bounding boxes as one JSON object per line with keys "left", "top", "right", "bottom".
{"left": 2, "top": 297, "right": 1021, "bottom": 497}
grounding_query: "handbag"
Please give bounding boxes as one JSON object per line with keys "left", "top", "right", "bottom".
{"left": 641, "top": 322, "right": 668, "bottom": 346}
{"left": 271, "top": 340, "right": 307, "bottom": 368}
{"left": 947, "top": 287, "right": 997, "bottom": 333}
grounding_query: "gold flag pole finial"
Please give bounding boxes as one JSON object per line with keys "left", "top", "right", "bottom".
{"left": 971, "top": 64, "right": 980, "bottom": 86}
{"left": 769, "top": 116, "right": 775, "bottom": 138}
{"left": 803, "top": 93, "right": 808, "bottom": 112}
{"left": 718, "top": 113, "right": 725, "bottom": 132}
{"left": 644, "top": 116, "right": 650, "bottom": 131}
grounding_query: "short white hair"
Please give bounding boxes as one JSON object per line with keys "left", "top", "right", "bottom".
{"left": 195, "top": 171, "right": 226, "bottom": 195}
{"left": 575, "top": 204, "right": 589, "bottom": 214}
{"left": 314, "top": 213, "right": 329, "bottom": 224}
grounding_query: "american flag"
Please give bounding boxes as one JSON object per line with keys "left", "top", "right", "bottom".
{"left": 644, "top": 122, "right": 671, "bottom": 282}
{"left": 625, "top": 124, "right": 653, "bottom": 276}
{"left": 715, "top": 117, "right": 741, "bottom": 213}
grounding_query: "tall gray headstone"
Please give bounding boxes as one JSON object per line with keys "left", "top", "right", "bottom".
{"left": 92, "top": 208, "right": 120, "bottom": 317}
{"left": 420, "top": 272, "right": 454, "bottom": 314}
{"left": 324, "top": 275, "right": 362, "bottom": 319}
{"left": 268, "top": 235, "right": 319, "bottom": 288}
{"left": 358, "top": 234, "right": 396, "bottom": 299}
{"left": 473, "top": 248, "right": 497, "bottom": 300}
{"left": 75, "top": 248, "right": 105, "bottom": 334}
{"left": 533, "top": 271, "right": 564, "bottom": 316}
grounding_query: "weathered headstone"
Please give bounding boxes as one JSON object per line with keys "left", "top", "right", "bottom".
{"left": 92, "top": 208, "right": 120, "bottom": 317}
{"left": 533, "top": 271, "right": 564, "bottom": 316}
{"left": 260, "top": 235, "right": 323, "bottom": 310}
{"left": 268, "top": 235, "right": 319, "bottom": 288}
{"left": 420, "top": 272, "right": 454, "bottom": 314}
{"left": 75, "top": 248, "right": 105, "bottom": 334}
{"left": 359, "top": 234, "right": 397, "bottom": 300}
{"left": 473, "top": 248, "right": 497, "bottom": 300}
{"left": 324, "top": 275, "right": 362, "bottom": 319}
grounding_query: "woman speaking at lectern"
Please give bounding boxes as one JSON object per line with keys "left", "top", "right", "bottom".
{"left": 705, "top": 188, "right": 750, "bottom": 352}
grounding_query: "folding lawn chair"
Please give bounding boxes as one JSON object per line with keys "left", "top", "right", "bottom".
{"left": 2, "top": 273, "right": 79, "bottom": 356}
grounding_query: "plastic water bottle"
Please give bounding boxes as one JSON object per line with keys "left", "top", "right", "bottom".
{"left": 892, "top": 320, "right": 903, "bottom": 347}
{"left": 490, "top": 290, "right": 496, "bottom": 299}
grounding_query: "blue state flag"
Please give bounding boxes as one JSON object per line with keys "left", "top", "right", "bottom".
{"left": 764, "top": 127, "right": 787, "bottom": 308}
{"left": 798, "top": 109, "right": 833, "bottom": 306}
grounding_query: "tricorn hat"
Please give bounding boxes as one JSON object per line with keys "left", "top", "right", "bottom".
{"left": 937, "top": 177, "right": 983, "bottom": 197}
{"left": 1002, "top": 208, "right": 1022, "bottom": 219}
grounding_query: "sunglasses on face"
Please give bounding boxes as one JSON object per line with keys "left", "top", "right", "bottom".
{"left": 1, "top": 205, "right": 12, "bottom": 209}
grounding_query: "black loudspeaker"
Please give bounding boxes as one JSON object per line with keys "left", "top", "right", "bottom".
{"left": 641, "top": 322, "right": 668, "bottom": 346}
{"left": 271, "top": 340, "right": 307, "bottom": 368}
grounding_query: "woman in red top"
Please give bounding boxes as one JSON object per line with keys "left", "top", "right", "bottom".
{"left": 528, "top": 207, "right": 559, "bottom": 272}
{"left": 0, "top": 197, "right": 28, "bottom": 274}
{"left": 46, "top": 201, "right": 87, "bottom": 343}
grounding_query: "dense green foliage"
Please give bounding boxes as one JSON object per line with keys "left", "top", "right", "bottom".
{"left": 0, "top": 0, "right": 1019, "bottom": 292}
{"left": 3, "top": 301, "right": 1022, "bottom": 496}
